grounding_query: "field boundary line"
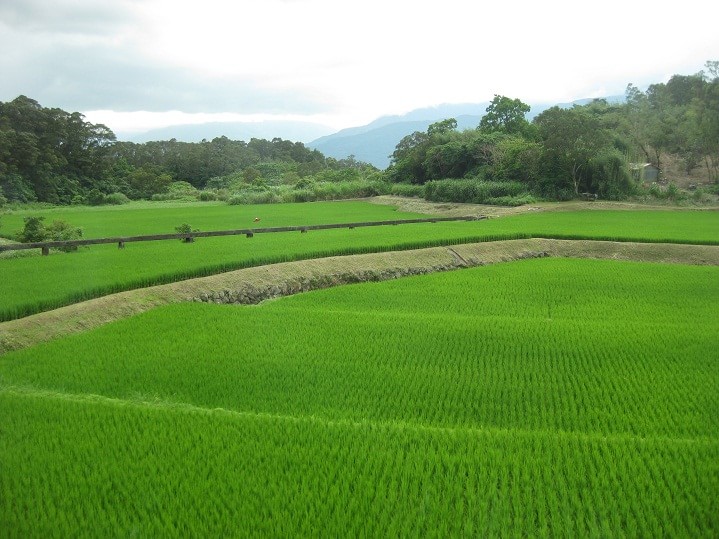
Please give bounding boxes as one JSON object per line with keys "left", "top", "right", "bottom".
{"left": 0, "top": 216, "right": 483, "bottom": 254}
{"left": 2, "top": 239, "right": 718, "bottom": 354}
{"left": 3, "top": 385, "right": 717, "bottom": 446}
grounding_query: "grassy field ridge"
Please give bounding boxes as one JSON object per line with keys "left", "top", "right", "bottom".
{"left": 2, "top": 238, "right": 717, "bottom": 354}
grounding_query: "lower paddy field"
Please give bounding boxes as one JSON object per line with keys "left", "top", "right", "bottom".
{"left": 1, "top": 257, "right": 718, "bottom": 536}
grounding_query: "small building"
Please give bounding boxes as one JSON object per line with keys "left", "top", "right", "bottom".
{"left": 630, "top": 163, "right": 660, "bottom": 182}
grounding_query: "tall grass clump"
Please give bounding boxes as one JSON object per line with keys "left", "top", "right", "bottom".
{"left": 424, "top": 179, "right": 534, "bottom": 205}
{"left": 223, "top": 180, "right": 393, "bottom": 205}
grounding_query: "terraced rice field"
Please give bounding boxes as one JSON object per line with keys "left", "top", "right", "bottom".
{"left": 2, "top": 259, "right": 717, "bottom": 535}
{"left": 0, "top": 201, "right": 717, "bottom": 321}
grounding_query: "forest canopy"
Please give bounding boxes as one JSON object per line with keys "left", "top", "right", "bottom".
{"left": 387, "top": 61, "right": 719, "bottom": 201}
{"left": 1, "top": 62, "right": 717, "bottom": 205}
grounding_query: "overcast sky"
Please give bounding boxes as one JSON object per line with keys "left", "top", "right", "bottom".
{"left": 1, "top": 0, "right": 717, "bottom": 136}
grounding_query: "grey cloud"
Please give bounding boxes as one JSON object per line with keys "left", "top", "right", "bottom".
{"left": 0, "top": 15, "right": 332, "bottom": 116}
{"left": 0, "top": 0, "right": 139, "bottom": 34}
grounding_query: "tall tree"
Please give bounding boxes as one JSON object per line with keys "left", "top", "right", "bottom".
{"left": 427, "top": 118, "right": 457, "bottom": 137}
{"left": 535, "top": 106, "right": 610, "bottom": 195}
{"left": 478, "top": 95, "right": 532, "bottom": 136}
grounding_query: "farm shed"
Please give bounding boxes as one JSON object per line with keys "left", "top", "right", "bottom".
{"left": 630, "top": 163, "right": 660, "bottom": 182}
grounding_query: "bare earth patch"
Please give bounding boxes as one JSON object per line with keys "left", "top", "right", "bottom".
{"left": 369, "top": 195, "right": 719, "bottom": 217}
{"left": 2, "top": 239, "right": 718, "bottom": 355}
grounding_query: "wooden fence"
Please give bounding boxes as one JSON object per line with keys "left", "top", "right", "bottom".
{"left": 0, "top": 216, "right": 483, "bottom": 255}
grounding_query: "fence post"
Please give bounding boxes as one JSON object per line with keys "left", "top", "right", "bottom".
{"left": 41, "top": 247, "right": 49, "bottom": 256}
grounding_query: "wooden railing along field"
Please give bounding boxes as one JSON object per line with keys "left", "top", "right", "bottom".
{"left": 0, "top": 216, "right": 483, "bottom": 255}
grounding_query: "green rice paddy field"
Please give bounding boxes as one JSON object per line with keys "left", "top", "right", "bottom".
{"left": 1, "top": 259, "right": 718, "bottom": 536}
{"left": 0, "top": 201, "right": 717, "bottom": 321}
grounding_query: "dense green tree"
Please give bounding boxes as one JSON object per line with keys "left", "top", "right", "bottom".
{"left": 478, "top": 95, "right": 532, "bottom": 136}
{"left": 423, "top": 140, "right": 469, "bottom": 179}
{"left": 692, "top": 62, "right": 719, "bottom": 181}
{"left": 427, "top": 118, "right": 458, "bottom": 137}
{"left": 622, "top": 66, "right": 719, "bottom": 182}
{"left": 242, "top": 167, "right": 262, "bottom": 183}
{"left": 535, "top": 106, "right": 610, "bottom": 195}
{"left": 489, "top": 136, "right": 542, "bottom": 185}
{"left": 587, "top": 148, "right": 634, "bottom": 199}
{"left": 387, "top": 130, "right": 432, "bottom": 184}
{"left": 126, "top": 166, "right": 172, "bottom": 199}
{"left": 0, "top": 96, "right": 115, "bottom": 202}
{"left": 17, "top": 216, "right": 47, "bottom": 243}
{"left": 16, "top": 215, "right": 82, "bottom": 250}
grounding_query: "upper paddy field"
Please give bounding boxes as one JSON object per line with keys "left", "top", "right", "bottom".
{"left": 0, "top": 200, "right": 717, "bottom": 321}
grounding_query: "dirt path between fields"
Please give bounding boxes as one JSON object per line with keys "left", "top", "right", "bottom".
{"left": 369, "top": 195, "right": 719, "bottom": 217}
{"left": 1, "top": 238, "right": 718, "bottom": 355}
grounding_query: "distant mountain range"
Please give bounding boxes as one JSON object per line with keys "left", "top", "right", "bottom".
{"left": 118, "top": 96, "right": 623, "bottom": 169}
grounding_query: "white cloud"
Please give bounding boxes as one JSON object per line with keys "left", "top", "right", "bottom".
{"left": 82, "top": 109, "right": 344, "bottom": 134}
{"left": 1, "top": 0, "right": 717, "bottom": 133}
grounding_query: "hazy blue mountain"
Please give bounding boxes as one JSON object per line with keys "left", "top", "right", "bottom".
{"left": 307, "top": 114, "right": 483, "bottom": 169}
{"left": 310, "top": 103, "right": 491, "bottom": 146}
{"left": 118, "top": 120, "right": 334, "bottom": 144}
{"left": 308, "top": 97, "right": 624, "bottom": 169}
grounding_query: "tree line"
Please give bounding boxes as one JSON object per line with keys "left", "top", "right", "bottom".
{"left": 0, "top": 96, "right": 358, "bottom": 205}
{"left": 1, "top": 61, "right": 717, "bottom": 206}
{"left": 388, "top": 61, "right": 718, "bottom": 200}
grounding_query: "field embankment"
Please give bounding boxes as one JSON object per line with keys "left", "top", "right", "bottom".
{"left": 2, "top": 238, "right": 717, "bottom": 354}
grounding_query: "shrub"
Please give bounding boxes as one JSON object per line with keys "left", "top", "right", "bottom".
{"left": 17, "top": 216, "right": 82, "bottom": 251}
{"left": 104, "top": 192, "right": 131, "bottom": 205}
{"left": 198, "top": 191, "right": 218, "bottom": 201}
{"left": 175, "top": 223, "right": 199, "bottom": 243}
{"left": 690, "top": 188, "right": 712, "bottom": 203}
{"left": 46, "top": 220, "right": 83, "bottom": 251}
{"left": 205, "top": 176, "right": 233, "bottom": 190}
{"left": 17, "top": 216, "right": 48, "bottom": 243}
{"left": 666, "top": 182, "right": 683, "bottom": 201}
{"left": 646, "top": 183, "right": 665, "bottom": 199}
{"left": 86, "top": 189, "right": 106, "bottom": 206}
{"left": 294, "top": 178, "right": 314, "bottom": 190}
{"left": 150, "top": 181, "right": 199, "bottom": 201}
